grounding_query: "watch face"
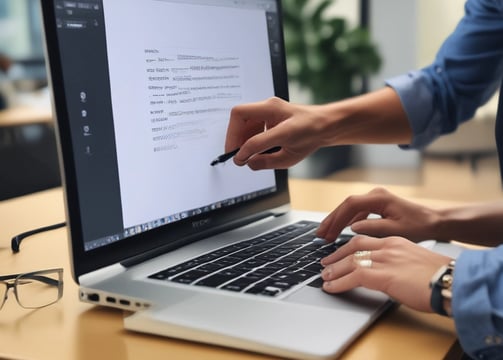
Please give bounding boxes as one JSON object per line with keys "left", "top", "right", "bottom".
{"left": 429, "top": 261, "right": 455, "bottom": 316}
{"left": 441, "top": 273, "right": 453, "bottom": 289}
{"left": 431, "top": 260, "right": 456, "bottom": 287}
{"left": 430, "top": 265, "right": 449, "bottom": 288}
{"left": 430, "top": 262, "right": 455, "bottom": 316}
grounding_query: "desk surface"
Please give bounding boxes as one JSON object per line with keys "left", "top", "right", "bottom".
{"left": 0, "top": 106, "right": 53, "bottom": 127}
{"left": 0, "top": 180, "right": 459, "bottom": 360}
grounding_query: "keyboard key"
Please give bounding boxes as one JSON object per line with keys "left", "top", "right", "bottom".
{"left": 171, "top": 269, "right": 209, "bottom": 284}
{"left": 221, "top": 277, "right": 258, "bottom": 291}
{"left": 194, "top": 273, "right": 234, "bottom": 287}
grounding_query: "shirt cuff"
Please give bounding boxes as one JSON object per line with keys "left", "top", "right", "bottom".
{"left": 386, "top": 71, "right": 443, "bottom": 149}
{"left": 452, "top": 246, "right": 503, "bottom": 358}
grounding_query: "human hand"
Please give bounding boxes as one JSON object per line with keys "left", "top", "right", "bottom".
{"left": 225, "top": 97, "right": 328, "bottom": 170}
{"left": 316, "top": 187, "right": 442, "bottom": 243}
{"left": 320, "top": 235, "right": 452, "bottom": 312}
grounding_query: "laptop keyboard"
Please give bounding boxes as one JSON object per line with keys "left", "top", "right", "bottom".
{"left": 148, "top": 221, "right": 352, "bottom": 297}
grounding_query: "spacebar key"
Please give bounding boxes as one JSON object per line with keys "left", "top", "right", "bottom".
{"left": 194, "top": 274, "right": 234, "bottom": 288}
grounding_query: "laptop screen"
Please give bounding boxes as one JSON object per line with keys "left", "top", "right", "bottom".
{"left": 42, "top": 0, "right": 289, "bottom": 276}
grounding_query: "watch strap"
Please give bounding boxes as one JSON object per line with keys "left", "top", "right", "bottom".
{"left": 430, "top": 260, "right": 455, "bottom": 317}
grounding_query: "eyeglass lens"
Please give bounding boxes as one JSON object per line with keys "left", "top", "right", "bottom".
{"left": 0, "top": 282, "right": 8, "bottom": 309}
{"left": 0, "top": 269, "right": 63, "bottom": 310}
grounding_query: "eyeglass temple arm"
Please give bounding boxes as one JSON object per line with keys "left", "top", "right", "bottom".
{"left": 0, "top": 273, "right": 61, "bottom": 287}
{"left": 11, "top": 222, "right": 66, "bottom": 253}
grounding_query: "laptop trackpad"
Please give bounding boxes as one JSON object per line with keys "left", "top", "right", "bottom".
{"left": 286, "top": 284, "right": 391, "bottom": 313}
{"left": 124, "top": 291, "right": 385, "bottom": 359}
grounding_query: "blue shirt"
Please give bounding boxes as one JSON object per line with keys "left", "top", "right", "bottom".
{"left": 386, "top": 0, "right": 503, "bottom": 358}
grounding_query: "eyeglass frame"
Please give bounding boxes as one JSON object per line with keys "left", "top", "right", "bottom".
{"left": 11, "top": 222, "right": 66, "bottom": 253}
{"left": 0, "top": 268, "right": 64, "bottom": 310}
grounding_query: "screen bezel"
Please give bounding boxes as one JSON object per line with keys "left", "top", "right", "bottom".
{"left": 40, "top": 0, "right": 290, "bottom": 282}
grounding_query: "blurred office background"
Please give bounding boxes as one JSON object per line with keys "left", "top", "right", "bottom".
{"left": 288, "top": 0, "right": 499, "bottom": 176}
{"left": 0, "top": 0, "right": 46, "bottom": 96}
{"left": 0, "top": 0, "right": 500, "bottom": 201}
{"left": 0, "top": 0, "right": 58, "bottom": 201}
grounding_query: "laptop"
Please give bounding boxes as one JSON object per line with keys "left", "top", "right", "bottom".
{"left": 40, "top": 0, "right": 392, "bottom": 358}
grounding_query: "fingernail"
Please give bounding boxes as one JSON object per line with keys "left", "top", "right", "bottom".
{"left": 312, "top": 237, "right": 327, "bottom": 245}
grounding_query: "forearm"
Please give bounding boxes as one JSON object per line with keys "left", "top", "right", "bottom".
{"left": 316, "top": 87, "right": 413, "bottom": 147}
{"left": 434, "top": 202, "right": 503, "bottom": 247}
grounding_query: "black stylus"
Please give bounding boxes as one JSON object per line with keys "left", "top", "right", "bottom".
{"left": 210, "top": 146, "right": 281, "bottom": 166}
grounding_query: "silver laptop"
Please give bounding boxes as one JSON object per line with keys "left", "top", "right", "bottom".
{"left": 41, "top": 0, "right": 392, "bottom": 358}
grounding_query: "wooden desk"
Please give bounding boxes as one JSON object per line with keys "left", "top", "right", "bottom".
{"left": 0, "top": 106, "right": 53, "bottom": 127}
{"left": 0, "top": 181, "right": 458, "bottom": 360}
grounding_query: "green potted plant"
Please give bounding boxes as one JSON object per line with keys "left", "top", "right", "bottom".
{"left": 282, "top": 0, "right": 382, "bottom": 177}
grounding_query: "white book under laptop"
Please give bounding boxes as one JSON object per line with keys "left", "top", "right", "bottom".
{"left": 40, "top": 1, "right": 393, "bottom": 358}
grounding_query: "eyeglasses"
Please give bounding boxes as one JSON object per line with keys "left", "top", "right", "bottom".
{"left": 11, "top": 222, "right": 66, "bottom": 253}
{"left": 0, "top": 268, "right": 64, "bottom": 310}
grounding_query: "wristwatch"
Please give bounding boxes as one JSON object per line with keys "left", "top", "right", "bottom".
{"left": 429, "top": 260, "right": 456, "bottom": 317}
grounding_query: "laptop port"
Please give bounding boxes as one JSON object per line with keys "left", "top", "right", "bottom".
{"left": 87, "top": 293, "right": 100, "bottom": 302}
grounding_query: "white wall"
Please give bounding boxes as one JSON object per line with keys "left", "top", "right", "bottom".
{"left": 354, "top": 0, "right": 421, "bottom": 168}
{"left": 417, "top": 0, "right": 465, "bottom": 68}
{"left": 0, "top": 1, "right": 32, "bottom": 58}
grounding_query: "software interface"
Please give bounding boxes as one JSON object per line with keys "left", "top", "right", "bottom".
{"left": 53, "top": 0, "right": 282, "bottom": 250}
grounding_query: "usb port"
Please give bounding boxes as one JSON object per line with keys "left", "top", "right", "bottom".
{"left": 119, "top": 299, "right": 131, "bottom": 306}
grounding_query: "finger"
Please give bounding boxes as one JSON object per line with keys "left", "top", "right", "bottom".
{"left": 320, "top": 234, "right": 386, "bottom": 267}
{"left": 225, "top": 101, "right": 274, "bottom": 152}
{"left": 317, "top": 211, "right": 369, "bottom": 242}
{"left": 322, "top": 247, "right": 389, "bottom": 279}
{"left": 350, "top": 217, "right": 403, "bottom": 238}
{"left": 323, "top": 271, "right": 361, "bottom": 293}
{"left": 245, "top": 144, "right": 304, "bottom": 169}
{"left": 322, "top": 266, "right": 384, "bottom": 294}
{"left": 225, "top": 97, "right": 289, "bottom": 153}
{"left": 321, "top": 245, "right": 389, "bottom": 294}
{"left": 234, "top": 127, "right": 284, "bottom": 166}
{"left": 246, "top": 150, "right": 286, "bottom": 170}
{"left": 316, "top": 190, "right": 391, "bottom": 241}
{"left": 322, "top": 247, "right": 389, "bottom": 287}
{"left": 321, "top": 252, "right": 356, "bottom": 280}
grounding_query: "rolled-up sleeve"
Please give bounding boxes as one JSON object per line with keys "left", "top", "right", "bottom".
{"left": 386, "top": 0, "right": 503, "bottom": 149}
{"left": 452, "top": 245, "right": 503, "bottom": 359}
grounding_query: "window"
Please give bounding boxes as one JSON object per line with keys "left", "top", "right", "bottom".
{"left": 0, "top": 0, "right": 46, "bottom": 82}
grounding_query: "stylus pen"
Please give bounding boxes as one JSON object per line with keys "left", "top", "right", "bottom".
{"left": 210, "top": 146, "right": 281, "bottom": 166}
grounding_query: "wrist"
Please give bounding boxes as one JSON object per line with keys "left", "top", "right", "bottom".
{"left": 429, "top": 208, "right": 452, "bottom": 242}
{"left": 429, "top": 260, "right": 455, "bottom": 317}
{"left": 314, "top": 88, "right": 412, "bottom": 146}
{"left": 314, "top": 101, "right": 351, "bottom": 147}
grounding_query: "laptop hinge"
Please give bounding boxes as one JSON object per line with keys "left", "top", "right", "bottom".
{"left": 270, "top": 204, "right": 290, "bottom": 217}
{"left": 120, "top": 209, "right": 288, "bottom": 269}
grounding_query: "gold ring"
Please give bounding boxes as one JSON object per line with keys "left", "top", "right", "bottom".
{"left": 356, "top": 259, "right": 373, "bottom": 268}
{"left": 354, "top": 250, "right": 372, "bottom": 268}
{"left": 354, "top": 250, "right": 372, "bottom": 260}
